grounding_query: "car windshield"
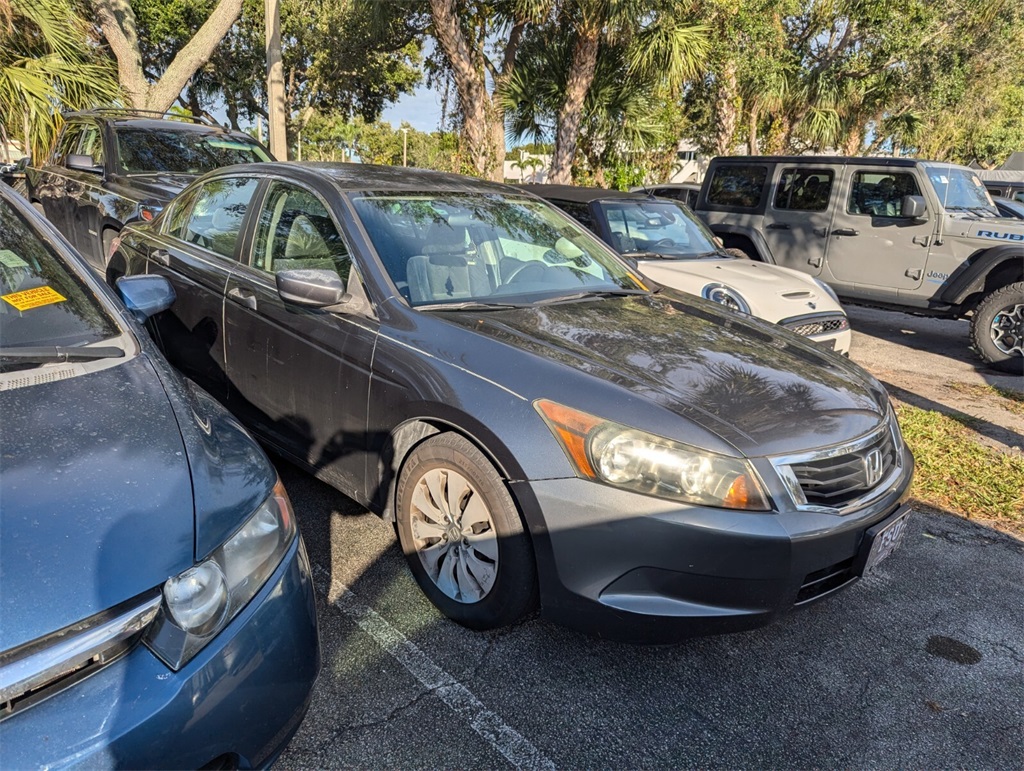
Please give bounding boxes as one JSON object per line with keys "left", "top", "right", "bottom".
{"left": 116, "top": 129, "right": 272, "bottom": 174}
{"left": 925, "top": 165, "right": 997, "bottom": 214}
{"left": 350, "top": 192, "right": 647, "bottom": 307}
{"left": 0, "top": 200, "right": 120, "bottom": 371}
{"left": 595, "top": 199, "right": 720, "bottom": 259}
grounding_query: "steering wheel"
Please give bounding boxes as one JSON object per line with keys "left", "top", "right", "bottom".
{"left": 652, "top": 238, "right": 676, "bottom": 248}
{"left": 503, "top": 260, "right": 540, "bottom": 283}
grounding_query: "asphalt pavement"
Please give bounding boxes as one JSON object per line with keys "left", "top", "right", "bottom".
{"left": 277, "top": 462, "right": 1024, "bottom": 769}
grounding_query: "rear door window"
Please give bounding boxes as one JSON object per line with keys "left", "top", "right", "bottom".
{"left": 706, "top": 165, "right": 768, "bottom": 208}
{"left": 179, "top": 177, "right": 259, "bottom": 259}
{"left": 551, "top": 200, "right": 594, "bottom": 229}
{"left": 774, "top": 169, "right": 834, "bottom": 211}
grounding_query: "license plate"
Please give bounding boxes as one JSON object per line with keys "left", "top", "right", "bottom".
{"left": 860, "top": 507, "right": 911, "bottom": 573}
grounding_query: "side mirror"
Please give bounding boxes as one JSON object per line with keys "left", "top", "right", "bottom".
{"left": 901, "top": 195, "right": 926, "bottom": 220}
{"left": 276, "top": 268, "right": 349, "bottom": 308}
{"left": 66, "top": 154, "right": 102, "bottom": 173}
{"left": 116, "top": 275, "right": 176, "bottom": 322}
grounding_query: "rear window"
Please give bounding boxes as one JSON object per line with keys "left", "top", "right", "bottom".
{"left": 707, "top": 165, "right": 767, "bottom": 208}
{"left": 774, "top": 169, "right": 834, "bottom": 211}
{"left": 115, "top": 129, "right": 271, "bottom": 174}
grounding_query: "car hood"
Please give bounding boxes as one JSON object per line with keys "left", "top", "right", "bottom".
{"left": 0, "top": 356, "right": 194, "bottom": 651}
{"left": 637, "top": 257, "right": 841, "bottom": 319}
{"left": 112, "top": 171, "right": 195, "bottom": 202}
{"left": 440, "top": 292, "right": 885, "bottom": 457}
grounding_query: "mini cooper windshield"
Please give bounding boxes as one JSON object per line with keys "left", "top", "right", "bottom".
{"left": 351, "top": 193, "right": 647, "bottom": 308}
{"left": 596, "top": 199, "right": 722, "bottom": 260}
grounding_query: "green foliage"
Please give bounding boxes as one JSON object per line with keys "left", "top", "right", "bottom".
{"left": 0, "top": 0, "right": 120, "bottom": 159}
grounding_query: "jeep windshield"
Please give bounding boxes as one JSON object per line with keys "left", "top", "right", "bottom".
{"left": 924, "top": 164, "right": 998, "bottom": 216}
{"left": 0, "top": 199, "right": 123, "bottom": 372}
{"left": 595, "top": 200, "right": 721, "bottom": 260}
{"left": 116, "top": 129, "right": 272, "bottom": 175}
{"left": 350, "top": 193, "right": 647, "bottom": 308}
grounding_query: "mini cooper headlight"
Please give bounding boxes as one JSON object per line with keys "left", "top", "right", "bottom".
{"left": 813, "top": 277, "right": 841, "bottom": 304}
{"left": 536, "top": 400, "right": 770, "bottom": 510}
{"left": 701, "top": 283, "right": 751, "bottom": 314}
{"left": 146, "top": 479, "right": 297, "bottom": 670}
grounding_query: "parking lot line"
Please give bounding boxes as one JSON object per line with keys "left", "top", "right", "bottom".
{"left": 315, "top": 566, "right": 556, "bottom": 770}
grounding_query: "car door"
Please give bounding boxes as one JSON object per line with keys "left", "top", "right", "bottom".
{"left": 760, "top": 166, "right": 839, "bottom": 277}
{"left": 144, "top": 176, "right": 261, "bottom": 400}
{"left": 68, "top": 124, "right": 108, "bottom": 270}
{"left": 223, "top": 178, "right": 379, "bottom": 500}
{"left": 822, "top": 167, "right": 932, "bottom": 293}
{"left": 36, "top": 123, "right": 84, "bottom": 236}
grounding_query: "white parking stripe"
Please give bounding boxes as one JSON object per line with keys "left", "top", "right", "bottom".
{"left": 315, "top": 567, "right": 555, "bottom": 770}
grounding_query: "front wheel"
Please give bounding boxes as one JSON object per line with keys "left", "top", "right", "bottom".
{"left": 970, "top": 282, "right": 1024, "bottom": 374}
{"left": 395, "top": 432, "right": 537, "bottom": 629}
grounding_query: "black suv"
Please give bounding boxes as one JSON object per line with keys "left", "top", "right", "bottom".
{"left": 692, "top": 156, "right": 1023, "bottom": 373}
{"left": 26, "top": 110, "right": 272, "bottom": 279}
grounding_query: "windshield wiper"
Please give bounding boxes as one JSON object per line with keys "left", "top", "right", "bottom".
{"left": 530, "top": 289, "right": 648, "bottom": 306}
{"left": 418, "top": 300, "right": 526, "bottom": 312}
{"left": 0, "top": 345, "right": 126, "bottom": 363}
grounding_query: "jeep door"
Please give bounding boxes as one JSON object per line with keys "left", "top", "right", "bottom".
{"left": 223, "top": 178, "right": 377, "bottom": 500}
{"left": 760, "top": 165, "right": 839, "bottom": 276}
{"left": 822, "top": 167, "right": 932, "bottom": 294}
{"left": 144, "top": 176, "right": 260, "bottom": 400}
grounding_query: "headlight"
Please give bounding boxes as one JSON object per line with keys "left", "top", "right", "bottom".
{"left": 701, "top": 283, "right": 751, "bottom": 314}
{"left": 813, "top": 277, "right": 841, "bottom": 304}
{"left": 535, "top": 400, "right": 770, "bottom": 510}
{"left": 145, "top": 478, "right": 297, "bottom": 670}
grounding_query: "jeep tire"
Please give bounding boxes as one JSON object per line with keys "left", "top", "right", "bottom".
{"left": 970, "top": 282, "right": 1024, "bottom": 374}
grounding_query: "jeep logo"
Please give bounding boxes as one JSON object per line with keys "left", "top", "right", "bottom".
{"left": 977, "top": 230, "right": 1024, "bottom": 242}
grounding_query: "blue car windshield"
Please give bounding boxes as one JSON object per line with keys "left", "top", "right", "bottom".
{"left": 596, "top": 199, "right": 720, "bottom": 259}
{"left": 0, "top": 200, "right": 119, "bottom": 368}
{"left": 350, "top": 193, "right": 647, "bottom": 307}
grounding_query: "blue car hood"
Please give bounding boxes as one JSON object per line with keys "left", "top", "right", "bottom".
{"left": 0, "top": 355, "right": 194, "bottom": 651}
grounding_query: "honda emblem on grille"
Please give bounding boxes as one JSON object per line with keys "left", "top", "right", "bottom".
{"left": 863, "top": 448, "right": 884, "bottom": 487}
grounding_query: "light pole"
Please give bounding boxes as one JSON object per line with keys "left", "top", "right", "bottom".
{"left": 401, "top": 128, "right": 408, "bottom": 167}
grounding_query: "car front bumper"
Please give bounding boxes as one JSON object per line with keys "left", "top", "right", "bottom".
{"left": 511, "top": 450, "right": 913, "bottom": 643}
{"left": 0, "top": 536, "right": 320, "bottom": 769}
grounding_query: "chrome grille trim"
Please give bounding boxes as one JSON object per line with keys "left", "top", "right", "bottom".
{"left": 770, "top": 414, "right": 907, "bottom": 515}
{"left": 0, "top": 594, "right": 161, "bottom": 715}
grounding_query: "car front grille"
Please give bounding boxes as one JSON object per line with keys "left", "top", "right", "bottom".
{"left": 0, "top": 593, "right": 161, "bottom": 720}
{"left": 772, "top": 417, "right": 905, "bottom": 512}
{"left": 782, "top": 313, "right": 850, "bottom": 338}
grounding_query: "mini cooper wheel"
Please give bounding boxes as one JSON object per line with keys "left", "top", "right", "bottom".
{"left": 395, "top": 432, "right": 537, "bottom": 629}
{"left": 971, "top": 282, "right": 1024, "bottom": 374}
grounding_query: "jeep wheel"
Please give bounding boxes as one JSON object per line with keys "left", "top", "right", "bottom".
{"left": 970, "top": 282, "right": 1024, "bottom": 374}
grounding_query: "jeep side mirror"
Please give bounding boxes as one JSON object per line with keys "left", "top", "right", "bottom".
{"left": 901, "top": 195, "right": 926, "bottom": 219}
{"left": 67, "top": 154, "right": 102, "bottom": 173}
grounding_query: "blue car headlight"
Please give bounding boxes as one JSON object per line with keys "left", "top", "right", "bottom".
{"left": 145, "top": 479, "right": 297, "bottom": 670}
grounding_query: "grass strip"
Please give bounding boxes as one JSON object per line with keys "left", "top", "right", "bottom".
{"left": 895, "top": 403, "right": 1024, "bottom": 529}
{"left": 947, "top": 382, "right": 1024, "bottom": 417}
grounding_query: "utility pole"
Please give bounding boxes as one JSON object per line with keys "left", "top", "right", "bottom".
{"left": 266, "top": 0, "right": 287, "bottom": 160}
{"left": 401, "top": 127, "right": 408, "bottom": 167}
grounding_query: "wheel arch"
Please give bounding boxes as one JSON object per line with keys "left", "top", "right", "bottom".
{"left": 941, "top": 246, "right": 1024, "bottom": 313}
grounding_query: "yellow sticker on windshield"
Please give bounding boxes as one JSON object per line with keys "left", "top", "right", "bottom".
{"left": 2, "top": 285, "right": 67, "bottom": 311}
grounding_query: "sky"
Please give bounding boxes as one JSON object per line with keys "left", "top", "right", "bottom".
{"left": 380, "top": 83, "right": 446, "bottom": 132}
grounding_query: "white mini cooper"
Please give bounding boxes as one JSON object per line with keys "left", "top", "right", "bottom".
{"left": 529, "top": 185, "right": 852, "bottom": 355}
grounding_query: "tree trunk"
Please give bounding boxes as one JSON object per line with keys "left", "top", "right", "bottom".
{"left": 266, "top": 0, "right": 287, "bottom": 159}
{"left": 91, "top": 0, "right": 242, "bottom": 113}
{"left": 843, "top": 126, "right": 864, "bottom": 156}
{"left": 714, "top": 60, "right": 739, "bottom": 155}
{"left": 549, "top": 29, "right": 599, "bottom": 185}
{"left": 748, "top": 104, "right": 759, "bottom": 155}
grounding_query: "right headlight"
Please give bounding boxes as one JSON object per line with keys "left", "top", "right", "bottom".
{"left": 145, "top": 478, "right": 297, "bottom": 670}
{"left": 536, "top": 400, "right": 770, "bottom": 511}
{"left": 701, "top": 282, "right": 751, "bottom": 314}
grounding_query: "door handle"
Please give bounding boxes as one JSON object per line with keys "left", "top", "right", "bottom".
{"left": 150, "top": 248, "right": 170, "bottom": 266}
{"left": 766, "top": 223, "right": 790, "bottom": 230}
{"left": 228, "top": 287, "right": 257, "bottom": 310}
{"left": 831, "top": 228, "right": 859, "bottom": 237}
{"left": 808, "top": 256, "right": 823, "bottom": 268}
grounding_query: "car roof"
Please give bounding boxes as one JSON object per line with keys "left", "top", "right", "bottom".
{"left": 518, "top": 184, "right": 644, "bottom": 203}
{"left": 63, "top": 112, "right": 247, "bottom": 136}
{"left": 211, "top": 161, "right": 535, "bottom": 195}
{"left": 711, "top": 155, "right": 921, "bottom": 168}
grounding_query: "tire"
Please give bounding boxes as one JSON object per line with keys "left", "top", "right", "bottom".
{"left": 970, "top": 282, "right": 1024, "bottom": 374}
{"left": 395, "top": 432, "right": 537, "bottom": 629}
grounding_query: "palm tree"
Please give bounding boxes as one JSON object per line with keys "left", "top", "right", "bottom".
{"left": 0, "top": 0, "right": 120, "bottom": 160}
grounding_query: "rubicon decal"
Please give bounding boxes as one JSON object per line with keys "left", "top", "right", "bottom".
{"left": 976, "top": 230, "right": 1024, "bottom": 242}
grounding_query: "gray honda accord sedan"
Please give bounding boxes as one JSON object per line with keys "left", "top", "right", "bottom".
{"left": 111, "top": 163, "right": 914, "bottom": 642}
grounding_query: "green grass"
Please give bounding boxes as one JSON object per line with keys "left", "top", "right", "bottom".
{"left": 947, "top": 382, "right": 1024, "bottom": 417}
{"left": 895, "top": 404, "right": 1024, "bottom": 532}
